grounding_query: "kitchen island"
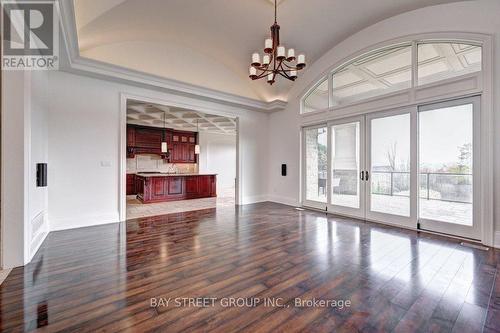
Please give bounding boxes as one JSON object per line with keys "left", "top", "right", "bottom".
{"left": 134, "top": 173, "right": 217, "bottom": 203}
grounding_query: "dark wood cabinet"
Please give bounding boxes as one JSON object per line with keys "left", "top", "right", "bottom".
{"left": 127, "top": 127, "right": 136, "bottom": 146}
{"left": 170, "top": 142, "right": 196, "bottom": 163}
{"left": 198, "top": 175, "right": 211, "bottom": 197}
{"left": 188, "top": 144, "right": 196, "bottom": 162}
{"left": 135, "top": 176, "right": 144, "bottom": 195}
{"left": 135, "top": 128, "right": 163, "bottom": 149}
{"left": 152, "top": 177, "right": 167, "bottom": 198}
{"left": 168, "top": 177, "right": 183, "bottom": 195}
{"left": 135, "top": 174, "right": 216, "bottom": 203}
{"left": 171, "top": 142, "right": 182, "bottom": 162}
{"left": 185, "top": 176, "right": 199, "bottom": 194}
{"left": 126, "top": 174, "right": 136, "bottom": 195}
{"left": 168, "top": 131, "right": 196, "bottom": 163}
{"left": 127, "top": 125, "right": 197, "bottom": 163}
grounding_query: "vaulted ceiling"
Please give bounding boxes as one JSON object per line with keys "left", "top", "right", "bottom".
{"left": 73, "top": 0, "right": 463, "bottom": 102}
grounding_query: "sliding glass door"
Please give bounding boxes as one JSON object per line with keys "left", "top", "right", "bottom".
{"left": 302, "top": 96, "right": 480, "bottom": 240}
{"left": 303, "top": 125, "right": 328, "bottom": 209}
{"left": 418, "top": 97, "right": 480, "bottom": 239}
{"left": 365, "top": 108, "right": 416, "bottom": 228}
{"left": 329, "top": 117, "right": 365, "bottom": 218}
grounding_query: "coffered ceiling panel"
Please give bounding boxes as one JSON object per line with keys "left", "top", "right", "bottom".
{"left": 74, "top": 0, "right": 463, "bottom": 102}
{"left": 127, "top": 100, "right": 237, "bottom": 135}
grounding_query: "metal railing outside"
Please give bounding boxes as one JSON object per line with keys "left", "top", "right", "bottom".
{"left": 371, "top": 171, "right": 472, "bottom": 204}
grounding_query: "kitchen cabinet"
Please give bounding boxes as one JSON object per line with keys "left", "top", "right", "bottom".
{"left": 126, "top": 174, "right": 136, "bottom": 195}
{"left": 127, "top": 125, "right": 197, "bottom": 163}
{"left": 185, "top": 176, "right": 199, "bottom": 194}
{"left": 152, "top": 177, "right": 167, "bottom": 199}
{"left": 135, "top": 176, "right": 144, "bottom": 195}
{"left": 170, "top": 143, "right": 196, "bottom": 163}
{"left": 127, "top": 127, "right": 136, "bottom": 146}
{"left": 168, "top": 177, "right": 183, "bottom": 195}
{"left": 135, "top": 128, "right": 163, "bottom": 149}
{"left": 135, "top": 174, "right": 216, "bottom": 203}
{"left": 188, "top": 144, "right": 196, "bottom": 162}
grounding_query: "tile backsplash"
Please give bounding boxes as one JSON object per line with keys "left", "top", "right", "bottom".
{"left": 127, "top": 154, "right": 196, "bottom": 173}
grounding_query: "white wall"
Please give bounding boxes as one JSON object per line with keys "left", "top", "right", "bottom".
{"left": 1, "top": 69, "right": 49, "bottom": 268}
{"left": 47, "top": 71, "right": 268, "bottom": 231}
{"left": 28, "top": 71, "right": 50, "bottom": 259}
{"left": 267, "top": 1, "right": 500, "bottom": 232}
{"left": 198, "top": 132, "right": 236, "bottom": 189}
{"left": 1, "top": 70, "right": 29, "bottom": 268}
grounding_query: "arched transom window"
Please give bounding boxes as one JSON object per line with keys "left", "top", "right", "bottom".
{"left": 302, "top": 40, "right": 482, "bottom": 114}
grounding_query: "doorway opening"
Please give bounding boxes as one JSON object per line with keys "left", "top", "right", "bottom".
{"left": 302, "top": 96, "right": 480, "bottom": 240}
{"left": 123, "top": 99, "right": 237, "bottom": 220}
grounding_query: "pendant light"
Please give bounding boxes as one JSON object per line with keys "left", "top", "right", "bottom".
{"left": 194, "top": 118, "right": 200, "bottom": 154}
{"left": 248, "top": 0, "right": 306, "bottom": 84}
{"left": 161, "top": 111, "right": 168, "bottom": 153}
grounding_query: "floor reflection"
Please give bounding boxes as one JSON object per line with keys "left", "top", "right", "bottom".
{"left": 0, "top": 203, "right": 498, "bottom": 332}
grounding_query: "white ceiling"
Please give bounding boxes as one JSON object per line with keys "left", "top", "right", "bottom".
{"left": 74, "top": 0, "right": 463, "bottom": 102}
{"left": 127, "top": 100, "right": 237, "bottom": 135}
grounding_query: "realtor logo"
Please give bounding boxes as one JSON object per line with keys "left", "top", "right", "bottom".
{"left": 1, "top": 0, "right": 59, "bottom": 70}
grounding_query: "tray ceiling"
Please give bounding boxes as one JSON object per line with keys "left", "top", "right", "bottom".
{"left": 74, "top": 0, "right": 463, "bottom": 102}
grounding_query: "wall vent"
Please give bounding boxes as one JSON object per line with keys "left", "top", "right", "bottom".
{"left": 31, "top": 212, "right": 45, "bottom": 240}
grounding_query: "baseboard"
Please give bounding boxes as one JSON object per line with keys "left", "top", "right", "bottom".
{"left": 50, "top": 212, "right": 121, "bottom": 231}
{"left": 267, "top": 195, "right": 299, "bottom": 207}
{"left": 26, "top": 230, "right": 48, "bottom": 265}
{"left": 241, "top": 195, "right": 269, "bottom": 205}
{"left": 494, "top": 231, "right": 500, "bottom": 249}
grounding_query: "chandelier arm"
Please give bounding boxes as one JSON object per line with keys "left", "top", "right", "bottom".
{"left": 278, "top": 62, "right": 293, "bottom": 79}
{"left": 281, "top": 61, "right": 302, "bottom": 70}
{"left": 278, "top": 60, "right": 292, "bottom": 74}
{"left": 255, "top": 62, "right": 272, "bottom": 72}
{"left": 253, "top": 72, "right": 269, "bottom": 80}
{"left": 276, "top": 56, "right": 285, "bottom": 69}
{"left": 277, "top": 71, "right": 294, "bottom": 81}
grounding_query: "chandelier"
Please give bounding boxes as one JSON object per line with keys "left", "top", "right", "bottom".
{"left": 249, "top": 0, "right": 306, "bottom": 85}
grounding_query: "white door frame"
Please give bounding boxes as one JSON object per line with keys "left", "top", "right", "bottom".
{"left": 417, "top": 96, "right": 481, "bottom": 240}
{"left": 118, "top": 93, "right": 242, "bottom": 222}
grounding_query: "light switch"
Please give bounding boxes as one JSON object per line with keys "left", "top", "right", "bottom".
{"left": 100, "top": 161, "right": 111, "bottom": 167}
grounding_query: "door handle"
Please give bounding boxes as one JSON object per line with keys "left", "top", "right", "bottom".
{"left": 365, "top": 171, "right": 370, "bottom": 181}
{"left": 360, "top": 171, "right": 365, "bottom": 181}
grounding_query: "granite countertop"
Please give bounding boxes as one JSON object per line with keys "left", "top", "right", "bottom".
{"left": 133, "top": 172, "right": 217, "bottom": 177}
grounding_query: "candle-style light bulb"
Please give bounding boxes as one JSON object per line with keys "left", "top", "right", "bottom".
{"left": 297, "top": 54, "right": 306, "bottom": 69}
{"left": 249, "top": 66, "right": 257, "bottom": 78}
{"left": 251, "top": 53, "right": 261, "bottom": 67}
{"left": 264, "top": 38, "right": 273, "bottom": 53}
{"left": 277, "top": 46, "right": 286, "bottom": 60}
{"left": 267, "top": 73, "right": 275, "bottom": 84}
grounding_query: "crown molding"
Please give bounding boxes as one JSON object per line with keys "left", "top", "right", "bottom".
{"left": 57, "top": 0, "right": 287, "bottom": 113}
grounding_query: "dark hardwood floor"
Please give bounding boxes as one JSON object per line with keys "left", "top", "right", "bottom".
{"left": 1, "top": 202, "right": 499, "bottom": 332}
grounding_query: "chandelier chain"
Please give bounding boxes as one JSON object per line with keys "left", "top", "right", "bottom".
{"left": 274, "top": 0, "right": 277, "bottom": 23}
